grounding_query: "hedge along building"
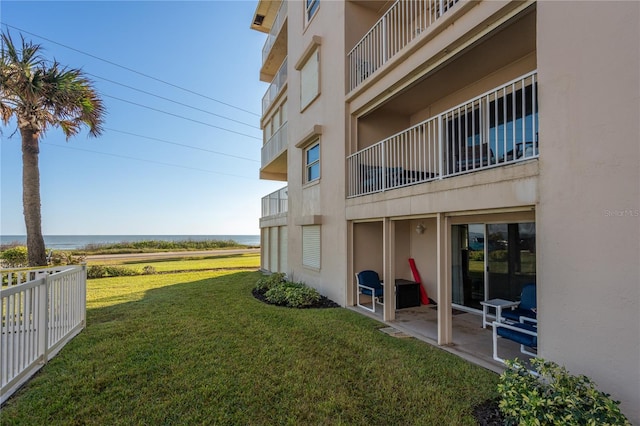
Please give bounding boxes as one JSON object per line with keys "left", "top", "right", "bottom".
{"left": 251, "top": 0, "right": 640, "bottom": 422}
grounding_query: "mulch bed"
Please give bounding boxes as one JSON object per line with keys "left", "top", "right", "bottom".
{"left": 252, "top": 288, "right": 341, "bottom": 309}
{"left": 473, "top": 398, "right": 506, "bottom": 425}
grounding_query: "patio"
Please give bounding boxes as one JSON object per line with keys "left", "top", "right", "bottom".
{"left": 353, "top": 303, "right": 533, "bottom": 374}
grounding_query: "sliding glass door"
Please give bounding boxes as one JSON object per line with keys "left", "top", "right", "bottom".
{"left": 452, "top": 222, "right": 536, "bottom": 310}
{"left": 487, "top": 223, "right": 536, "bottom": 301}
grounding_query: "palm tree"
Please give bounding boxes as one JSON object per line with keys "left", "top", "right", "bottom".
{"left": 1, "top": 32, "right": 105, "bottom": 266}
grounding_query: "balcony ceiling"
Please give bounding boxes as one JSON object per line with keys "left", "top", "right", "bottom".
{"left": 350, "top": 0, "right": 394, "bottom": 14}
{"left": 251, "top": 0, "right": 281, "bottom": 33}
{"left": 370, "top": 10, "right": 536, "bottom": 117}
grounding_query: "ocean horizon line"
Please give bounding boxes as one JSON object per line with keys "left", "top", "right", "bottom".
{"left": 0, "top": 234, "right": 261, "bottom": 250}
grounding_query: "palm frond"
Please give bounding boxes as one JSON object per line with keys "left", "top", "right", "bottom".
{"left": 1, "top": 30, "right": 105, "bottom": 139}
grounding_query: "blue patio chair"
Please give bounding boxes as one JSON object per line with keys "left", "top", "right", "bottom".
{"left": 356, "top": 270, "right": 384, "bottom": 313}
{"left": 501, "top": 283, "right": 536, "bottom": 322}
{"left": 492, "top": 319, "right": 538, "bottom": 364}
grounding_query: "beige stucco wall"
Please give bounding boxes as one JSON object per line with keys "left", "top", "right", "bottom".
{"left": 285, "top": 1, "right": 348, "bottom": 305}
{"left": 537, "top": 1, "right": 640, "bottom": 422}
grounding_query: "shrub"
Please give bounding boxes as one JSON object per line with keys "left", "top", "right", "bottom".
{"left": 283, "top": 284, "right": 320, "bottom": 308}
{"left": 254, "top": 272, "right": 286, "bottom": 292}
{"left": 87, "top": 265, "right": 137, "bottom": 279}
{"left": 87, "top": 265, "right": 107, "bottom": 279}
{"left": 48, "top": 251, "right": 86, "bottom": 266}
{"left": 0, "top": 246, "right": 28, "bottom": 267}
{"left": 489, "top": 250, "right": 508, "bottom": 262}
{"left": 498, "top": 358, "right": 630, "bottom": 426}
{"left": 142, "top": 265, "right": 157, "bottom": 275}
{"left": 468, "top": 250, "right": 484, "bottom": 261}
{"left": 263, "top": 281, "right": 321, "bottom": 308}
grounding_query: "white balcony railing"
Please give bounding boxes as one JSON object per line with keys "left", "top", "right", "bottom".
{"left": 261, "top": 121, "right": 288, "bottom": 169}
{"left": 348, "top": 72, "right": 538, "bottom": 197}
{"left": 348, "top": 0, "right": 461, "bottom": 91}
{"left": 262, "top": 186, "right": 288, "bottom": 217}
{"left": 1, "top": 265, "right": 87, "bottom": 404}
{"left": 262, "top": 0, "right": 288, "bottom": 65}
{"left": 262, "top": 57, "right": 288, "bottom": 115}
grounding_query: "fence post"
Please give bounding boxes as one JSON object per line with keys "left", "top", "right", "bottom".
{"left": 80, "top": 264, "right": 87, "bottom": 328}
{"left": 37, "top": 276, "right": 48, "bottom": 365}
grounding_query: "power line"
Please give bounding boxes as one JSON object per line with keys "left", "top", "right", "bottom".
{"left": 40, "top": 142, "right": 258, "bottom": 179}
{"left": 104, "top": 127, "right": 259, "bottom": 163}
{"left": 87, "top": 72, "right": 260, "bottom": 130}
{"left": 0, "top": 22, "right": 261, "bottom": 117}
{"left": 102, "top": 93, "right": 261, "bottom": 141}
{"left": 35, "top": 59, "right": 262, "bottom": 140}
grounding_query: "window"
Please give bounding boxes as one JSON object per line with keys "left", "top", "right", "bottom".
{"left": 446, "top": 83, "right": 538, "bottom": 174}
{"left": 306, "top": 0, "right": 319, "bottom": 23}
{"left": 302, "top": 225, "right": 320, "bottom": 269}
{"left": 305, "top": 142, "right": 320, "bottom": 183}
{"left": 300, "top": 47, "right": 319, "bottom": 109}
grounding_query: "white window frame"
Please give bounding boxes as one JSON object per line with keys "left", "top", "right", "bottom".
{"left": 304, "top": 140, "right": 320, "bottom": 184}
{"left": 305, "top": 0, "right": 319, "bottom": 24}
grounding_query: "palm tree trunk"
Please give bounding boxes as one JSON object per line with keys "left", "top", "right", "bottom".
{"left": 21, "top": 128, "right": 47, "bottom": 266}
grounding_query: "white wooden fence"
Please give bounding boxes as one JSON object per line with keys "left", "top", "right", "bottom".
{"left": 1, "top": 265, "right": 86, "bottom": 404}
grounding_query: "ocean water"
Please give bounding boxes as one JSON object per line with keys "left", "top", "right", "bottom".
{"left": 0, "top": 235, "right": 261, "bottom": 250}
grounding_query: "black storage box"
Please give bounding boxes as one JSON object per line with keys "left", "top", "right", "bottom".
{"left": 395, "top": 279, "right": 421, "bottom": 309}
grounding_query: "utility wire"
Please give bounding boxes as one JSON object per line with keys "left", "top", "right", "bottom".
{"left": 36, "top": 58, "right": 262, "bottom": 140}
{"left": 102, "top": 93, "right": 261, "bottom": 141}
{"left": 87, "top": 72, "right": 260, "bottom": 130}
{"left": 104, "top": 127, "right": 260, "bottom": 163}
{"left": 40, "top": 142, "right": 257, "bottom": 179}
{"left": 0, "top": 22, "right": 261, "bottom": 117}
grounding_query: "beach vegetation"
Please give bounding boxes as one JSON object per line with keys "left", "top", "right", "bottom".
{"left": 74, "top": 238, "right": 249, "bottom": 255}
{"left": 0, "top": 245, "right": 28, "bottom": 267}
{"left": 1, "top": 32, "right": 105, "bottom": 266}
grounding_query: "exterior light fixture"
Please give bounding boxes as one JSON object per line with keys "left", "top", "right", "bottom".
{"left": 416, "top": 223, "right": 426, "bottom": 234}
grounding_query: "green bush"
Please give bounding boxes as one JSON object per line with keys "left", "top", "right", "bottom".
{"left": 142, "top": 265, "right": 157, "bottom": 275}
{"left": 87, "top": 265, "right": 137, "bottom": 279}
{"left": 498, "top": 358, "right": 630, "bottom": 426}
{"left": 254, "top": 272, "right": 286, "bottom": 292}
{"left": 489, "top": 250, "right": 508, "bottom": 262}
{"left": 48, "top": 251, "right": 86, "bottom": 266}
{"left": 0, "top": 246, "right": 28, "bottom": 267}
{"left": 283, "top": 284, "right": 321, "bottom": 308}
{"left": 468, "top": 250, "right": 484, "bottom": 261}
{"left": 264, "top": 281, "right": 321, "bottom": 308}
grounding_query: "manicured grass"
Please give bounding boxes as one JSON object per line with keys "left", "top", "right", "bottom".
{"left": 89, "top": 253, "right": 261, "bottom": 273}
{"left": 2, "top": 267, "right": 498, "bottom": 425}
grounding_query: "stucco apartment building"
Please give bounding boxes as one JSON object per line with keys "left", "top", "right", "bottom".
{"left": 251, "top": 0, "right": 639, "bottom": 421}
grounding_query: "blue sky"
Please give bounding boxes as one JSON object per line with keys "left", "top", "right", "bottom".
{"left": 0, "top": 1, "right": 283, "bottom": 235}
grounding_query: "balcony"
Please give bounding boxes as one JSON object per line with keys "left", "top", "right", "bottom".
{"left": 262, "top": 186, "right": 288, "bottom": 218}
{"left": 261, "top": 121, "right": 288, "bottom": 181}
{"left": 347, "top": 72, "right": 538, "bottom": 197}
{"left": 262, "top": 57, "right": 287, "bottom": 116}
{"left": 348, "top": 0, "right": 461, "bottom": 91}
{"left": 261, "top": 0, "right": 288, "bottom": 81}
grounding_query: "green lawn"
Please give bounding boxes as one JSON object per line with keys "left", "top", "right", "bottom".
{"left": 2, "top": 264, "right": 498, "bottom": 425}
{"left": 89, "top": 252, "right": 261, "bottom": 273}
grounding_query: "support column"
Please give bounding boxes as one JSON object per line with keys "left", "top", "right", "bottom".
{"left": 383, "top": 218, "right": 395, "bottom": 321}
{"left": 346, "top": 221, "right": 354, "bottom": 307}
{"left": 437, "top": 213, "right": 452, "bottom": 345}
